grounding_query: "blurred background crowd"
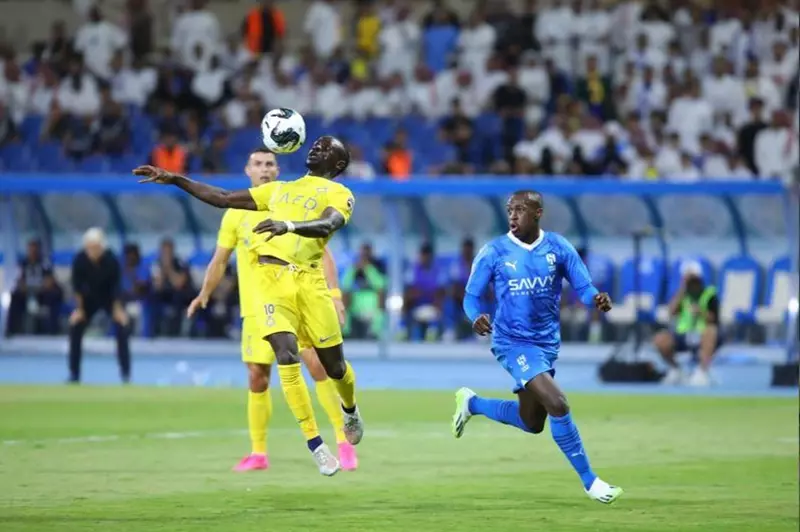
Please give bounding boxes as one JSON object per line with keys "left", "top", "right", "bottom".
{"left": 0, "top": 0, "right": 798, "bottom": 180}
{"left": 1, "top": 0, "right": 797, "bottom": 348}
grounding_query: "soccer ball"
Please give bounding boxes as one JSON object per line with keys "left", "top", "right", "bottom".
{"left": 261, "top": 108, "right": 306, "bottom": 154}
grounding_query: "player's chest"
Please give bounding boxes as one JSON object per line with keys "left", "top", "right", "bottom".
{"left": 268, "top": 186, "right": 330, "bottom": 216}
{"left": 497, "top": 249, "right": 559, "bottom": 294}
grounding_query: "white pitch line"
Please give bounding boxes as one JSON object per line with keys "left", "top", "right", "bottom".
{"left": 1, "top": 427, "right": 468, "bottom": 447}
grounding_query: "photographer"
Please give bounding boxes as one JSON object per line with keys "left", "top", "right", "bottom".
{"left": 69, "top": 228, "right": 131, "bottom": 383}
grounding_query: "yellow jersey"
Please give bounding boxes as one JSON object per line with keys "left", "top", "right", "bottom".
{"left": 248, "top": 175, "right": 354, "bottom": 269}
{"left": 216, "top": 208, "right": 267, "bottom": 318}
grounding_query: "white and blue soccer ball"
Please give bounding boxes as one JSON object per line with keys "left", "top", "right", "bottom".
{"left": 261, "top": 108, "right": 306, "bottom": 154}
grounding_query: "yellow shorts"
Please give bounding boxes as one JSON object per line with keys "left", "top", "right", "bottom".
{"left": 241, "top": 316, "right": 276, "bottom": 365}
{"left": 254, "top": 263, "right": 343, "bottom": 349}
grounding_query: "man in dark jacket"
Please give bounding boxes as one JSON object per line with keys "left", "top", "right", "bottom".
{"left": 69, "top": 228, "right": 131, "bottom": 383}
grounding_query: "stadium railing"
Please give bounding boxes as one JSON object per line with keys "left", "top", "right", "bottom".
{"left": 1, "top": 175, "right": 796, "bottom": 362}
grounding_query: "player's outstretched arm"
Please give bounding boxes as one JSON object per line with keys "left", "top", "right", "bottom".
{"left": 133, "top": 165, "right": 258, "bottom": 210}
{"left": 187, "top": 246, "right": 233, "bottom": 318}
{"left": 253, "top": 207, "right": 345, "bottom": 240}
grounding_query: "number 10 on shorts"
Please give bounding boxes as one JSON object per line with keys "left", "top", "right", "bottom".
{"left": 264, "top": 304, "right": 276, "bottom": 327}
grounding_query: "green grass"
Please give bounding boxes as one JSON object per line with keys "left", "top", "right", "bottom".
{"left": 0, "top": 386, "right": 797, "bottom": 532}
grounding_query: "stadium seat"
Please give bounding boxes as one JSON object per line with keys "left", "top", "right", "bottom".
{"left": 77, "top": 155, "right": 110, "bottom": 173}
{"left": 755, "top": 256, "right": 794, "bottom": 325}
{"left": 19, "top": 115, "right": 45, "bottom": 144}
{"left": 718, "top": 255, "right": 763, "bottom": 325}
{"left": 616, "top": 256, "right": 666, "bottom": 322}
{"left": 109, "top": 153, "right": 145, "bottom": 173}
{"left": 33, "top": 142, "right": 69, "bottom": 172}
{"left": 0, "top": 144, "right": 32, "bottom": 171}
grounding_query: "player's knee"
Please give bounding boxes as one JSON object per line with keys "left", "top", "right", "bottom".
{"left": 248, "top": 365, "right": 269, "bottom": 393}
{"left": 522, "top": 415, "right": 545, "bottom": 434}
{"left": 653, "top": 330, "right": 673, "bottom": 353}
{"left": 544, "top": 394, "right": 570, "bottom": 418}
{"left": 275, "top": 349, "right": 300, "bottom": 365}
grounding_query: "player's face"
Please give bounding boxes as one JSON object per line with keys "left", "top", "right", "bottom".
{"left": 306, "top": 136, "right": 347, "bottom": 177}
{"left": 506, "top": 194, "right": 543, "bottom": 239}
{"left": 246, "top": 152, "right": 279, "bottom": 186}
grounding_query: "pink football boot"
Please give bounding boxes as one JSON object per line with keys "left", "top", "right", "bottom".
{"left": 338, "top": 442, "right": 358, "bottom": 471}
{"left": 233, "top": 454, "right": 269, "bottom": 472}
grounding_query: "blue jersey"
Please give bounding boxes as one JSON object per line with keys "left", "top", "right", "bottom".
{"left": 463, "top": 230, "right": 598, "bottom": 354}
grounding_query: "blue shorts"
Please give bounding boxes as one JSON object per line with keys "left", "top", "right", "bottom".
{"left": 492, "top": 345, "right": 557, "bottom": 393}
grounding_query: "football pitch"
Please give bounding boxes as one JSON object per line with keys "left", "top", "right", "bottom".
{"left": 0, "top": 386, "right": 797, "bottom": 532}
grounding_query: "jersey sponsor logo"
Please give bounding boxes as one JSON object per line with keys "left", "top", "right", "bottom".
{"left": 508, "top": 275, "right": 555, "bottom": 293}
{"left": 505, "top": 260, "right": 517, "bottom": 271}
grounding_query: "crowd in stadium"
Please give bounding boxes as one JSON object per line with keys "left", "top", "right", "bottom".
{"left": 0, "top": 0, "right": 798, "bottom": 179}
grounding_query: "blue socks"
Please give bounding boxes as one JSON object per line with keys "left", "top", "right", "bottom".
{"left": 550, "top": 413, "right": 597, "bottom": 490}
{"left": 307, "top": 435, "right": 323, "bottom": 452}
{"left": 468, "top": 395, "right": 597, "bottom": 490}
{"left": 468, "top": 396, "right": 533, "bottom": 433}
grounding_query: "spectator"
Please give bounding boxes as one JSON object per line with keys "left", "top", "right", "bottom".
{"left": 29, "top": 65, "right": 59, "bottom": 116}
{"left": 372, "top": 74, "right": 409, "bottom": 117}
{"left": 341, "top": 243, "right": 386, "bottom": 339}
{"left": 0, "top": 60, "right": 30, "bottom": 125}
{"left": 150, "top": 238, "right": 195, "bottom": 337}
{"left": 355, "top": 1, "right": 381, "bottom": 59}
{"left": 536, "top": 0, "right": 573, "bottom": 74}
{"left": 126, "top": 0, "right": 154, "bottom": 61}
{"left": 190, "top": 55, "right": 229, "bottom": 108}
{"left": 0, "top": 102, "right": 17, "bottom": 146}
{"left": 218, "top": 34, "right": 253, "bottom": 76}
{"left": 440, "top": 98, "right": 474, "bottom": 166}
{"left": 754, "top": 109, "right": 799, "bottom": 181}
{"left": 74, "top": 6, "right": 128, "bottom": 81}
{"left": 201, "top": 130, "right": 229, "bottom": 172}
{"left": 625, "top": 64, "right": 667, "bottom": 121}
{"left": 344, "top": 144, "right": 376, "bottom": 180}
{"left": 120, "top": 243, "right": 150, "bottom": 335}
{"left": 197, "top": 264, "right": 237, "bottom": 338}
{"left": 63, "top": 116, "right": 96, "bottom": 160}
{"left": 242, "top": 0, "right": 286, "bottom": 56}
{"left": 458, "top": 9, "right": 496, "bottom": 77}
{"left": 95, "top": 89, "right": 131, "bottom": 156}
{"left": 741, "top": 58, "right": 781, "bottom": 120}
{"left": 407, "top": 65, "right": 437, "bottom": 118}
{"left": 422, "top": 2, "right": 460, "bottom": 74}
{"left": 7, "top": 239, "right": 62, "bottom": 336}
{"left": 149, "top": 128, "right": 188, "bottom": 174}
{"left": 45, "top": 21, "right": 73, "bottom": 71}
{"left": 382, "top": 128, "right": 412, "bottom": 180}
{"left": 762, "top": 39, "right": 796, "bottom": 94}
{"left": 736, "top": 97, "right": 768, "bottom": 174}
{"left": 57, "top": 54, "right": 101, "bottom": 118}
{"left": 449, "top": 237, "right": 475, "bottom": 340}
{"left": 666, "top": 78, "right": 713, "bottom": 154}
{"left": 109, "top": 53, "right": 158, "bottom": 108}
{"left": 576, "top": 54, "right": 615, "bottom": 121}
{"left": 304, "top": 0, "right": 342, "bottom": 60}
{"left": 69, "top": 228, "right": 131, "bottom": 384}
{"left": 702, "top": 56, "right": 745, "bottom": 118}
{"left": 378, "top": 4, "right": 420, "bottom": 82}
{"left": 172, "top": 0, "right": 221, "bottom": 72}
{"left": 517, "top": 51, "right": 549, "bottom": 124}
{"left": 654, "top": 260, "right": 721, "bottom": 387}
{"left": 404, "top": 242, "right": 445, "bottom": 341}
{"left": 493, "top": 67, "right": 527, "bottom": 162}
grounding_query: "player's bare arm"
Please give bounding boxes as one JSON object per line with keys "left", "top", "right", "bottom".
{"left": 253, "top": 207, "right": 346, "bottom": 240}
{"left": 133, "top": 165, "right": 258, "bottom": 210}
{"left": 187, "top": 246, "right": 233, "bottom": 317}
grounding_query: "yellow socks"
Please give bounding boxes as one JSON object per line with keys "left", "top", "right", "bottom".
{"left": 277, "top": 363, "right": 320, "bottom": 442}
{"left": 247, "top": 390, "right": 272, "bottom": 455}
{"left": 315, "top": 379, "right": 346, "bottom": 443}
{"left": 332, "top": 361, "right": 357, "bottom": 410}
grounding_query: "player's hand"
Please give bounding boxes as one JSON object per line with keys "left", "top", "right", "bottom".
{"left": 593, "top": 292, "right": 612, "bottom": 312}
{"left": 69, "top": 308, "right": 86, "bottom": 326}
{"left": 472, "top": 314, "right": 492, "bottom": 336}
{"left": 253, "top": 219, "right": 289, "bottom": 241}
{"left": 187, "top": 293, "right": 210, "bottom": 318}
{"left": 112, "top": 304, "right": 129, "bottom": 328}
{"left": 133, "top": 165, "right": 175, "bottom": 184}
{"left": 332, "top": 296, "right": 346, "bottom": 326}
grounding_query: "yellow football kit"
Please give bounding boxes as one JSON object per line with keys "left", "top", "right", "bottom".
{"left": 247, "top": 175, "right": 355, "bottom": 348}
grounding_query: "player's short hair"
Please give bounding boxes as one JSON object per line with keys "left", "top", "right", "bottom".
{"left": 511, "top": 190, "right": 544, "bottom": 207}
{"left": 331, "top": 137, "right": 350, "bottom": 177}
{"left": 249, "top": 147, "right": 276, "bottom": 157}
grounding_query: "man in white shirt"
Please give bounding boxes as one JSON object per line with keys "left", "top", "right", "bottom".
{"left": 754, "top": 110, "right": 799, "bottom": 180}
{"left": 0, "top": 61, "right": 30, "bottom": 124}
{"left": 314, "top": 68, "right": 348, "bottom": 122}
{"left": 655, "top": 130, "right": 683, "bottom": 176}
{"left": 108, "top": 53, "right": 157, "bottom": 108}
{"left": 701, "top": 56, "right": 745, "bottom": 117}
{"left": 761, "top": 40, "right": 797, "bottom": 95}
{"left": 666, "top": 80, "right": 713, "bottom": 154}
{"left": 372, "top": 74, "right": 410, "bottom": 118}
{"left": 344, "top": 144, "right": 377, "bottom": 180}
{"left": 458, "top": 10, "right": 496, "bottom": 77}
{"left": 191, "top": 56, "right": 228, "bottom": 107}
{"left": 407, "top": 64, "right": 439, "bottom": 119}
{"left": 535, "top": 0, "right": 574, "bottom": 73}
{"left": 171, "top": 0, "right": 221, "bottom": 73}
{"left": 625, "top": 65, "right": 667, "bottom": 121}
{"left": 517, "top": 51, "right": 550, "bottom": 126}
{"left": 74, "top": 6, "right": 128, "bottom": 81}
{"left": 304, "top": 0, "right": 342, "bottom": 60}
{"left": 740, "top": 58, "right": 782, "bottom": 122}
{"left": 377, "top": 5, "right": 420, "bottom": 82}
{"left": 57, "top": 55, "right": 101, "bottom": 118}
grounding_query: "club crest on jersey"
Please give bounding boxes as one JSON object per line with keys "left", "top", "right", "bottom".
{"left": 546, "top": 253, "right": 556, "bottom": 272}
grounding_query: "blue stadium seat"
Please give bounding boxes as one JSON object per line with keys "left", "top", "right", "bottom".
{"left": 77, "top": 155, "right": 110, "bottom": 173}
{"left": 0, "top": 144, "right": 32, "bottom": 171}
{"left": 618, "top": 256, "right": 666, "bottom": 321}
{"left": 756, "top": 256, "right": 793, "bottom": 325}
{"left": 228, "top": 127, "right": 261, "bottom": 153}
{"left": 718, "top": 255, "right": 762, "bottom": 325}
{"left": 130, "top": 114, "right": 155, "bottom": 154}
{"left": 34, "top": 143, "right": 73, "bottom": 172}
{"left": 109, "top": 153, "right": 145, "bottom": 173}
{"left": 52, "top": 249, "right": 75, "bottom": 266}
{"left": 19, "top": 115, "right": 45, "bottom": 144}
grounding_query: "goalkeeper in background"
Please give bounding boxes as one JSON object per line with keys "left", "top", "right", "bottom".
{"left": 187, "top": 147, "right": 357, "bottom": 472}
